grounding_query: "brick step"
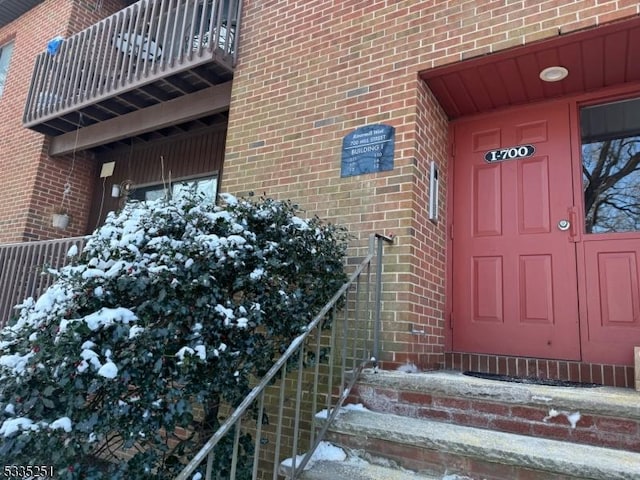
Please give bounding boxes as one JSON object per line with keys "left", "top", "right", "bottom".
{"left": 321, "top": 409, "right": 640, "bottom": 480}
{"left": 348, "top": 370, "right": 640, "bottom": 452}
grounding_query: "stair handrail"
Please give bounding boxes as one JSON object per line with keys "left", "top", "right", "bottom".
{"left": 174, "top": 232, "right": 393, "bottom": 480}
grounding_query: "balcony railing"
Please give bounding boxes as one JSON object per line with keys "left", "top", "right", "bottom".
{"left": 23, "top": 0, "right": 241, "bottom": 136}
{"left": 0, "top": 237, "right": 86, "bottom": 328}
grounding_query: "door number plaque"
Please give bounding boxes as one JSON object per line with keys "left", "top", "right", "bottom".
{"left": 484, "top": 144, "right": 535, "bottom": 163}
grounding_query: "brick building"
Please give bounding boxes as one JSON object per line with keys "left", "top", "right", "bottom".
{"left": 2, "top": 0, "right": 640, "bottom": 387}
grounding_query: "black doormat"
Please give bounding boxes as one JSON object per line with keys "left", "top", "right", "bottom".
{"left": 463, "top": 371, "right": 600, "bottom": 388}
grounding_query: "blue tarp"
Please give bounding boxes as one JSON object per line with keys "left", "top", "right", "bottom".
{"left": 46, "top": 36, "right": 64, "bottom": 56}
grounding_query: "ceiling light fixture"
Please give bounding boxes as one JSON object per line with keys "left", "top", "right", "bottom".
{"left": 539, "top": 66, "right": 569, "bottom": 82}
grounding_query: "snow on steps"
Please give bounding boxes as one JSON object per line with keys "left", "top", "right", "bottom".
{"left": 292, "top": 371, "right": 640, "bottom": 479}
{"left": 279, "top": 441, "right": 456, "bottom": 480}
{"left": 349, "top": 370, "right": 640, "bottom": 452}
{"left": 293, "top": 458, "right": 444, "bottom": 480}
{"left": 320, "top": 408, "right": 640, "bottom": 480}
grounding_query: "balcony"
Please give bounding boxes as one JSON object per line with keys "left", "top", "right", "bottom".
{"left": 23, "top": 0, "right": 240, "bottom": 146}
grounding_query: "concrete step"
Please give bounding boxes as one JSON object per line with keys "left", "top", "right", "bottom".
{"left": 297, "top": 457, "right": 443, "bottom": 480}
{"left": 322, "top": 408, "right": 640, "bottom": 480}
{"left": 279, "top": 441, "right": 445, "bottom": 480}
{"left": 349, "top": 370, "right": 640, "bottom": 451}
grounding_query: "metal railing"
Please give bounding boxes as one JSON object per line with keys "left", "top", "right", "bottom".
{"left": 0, "top": 236, "right": 86, "bottom": 327}
{"left": 174, "top": 233, "right": 394, "bottom": 480}
{"left": 23, "top": 0, "right": 241, "bottom": 127}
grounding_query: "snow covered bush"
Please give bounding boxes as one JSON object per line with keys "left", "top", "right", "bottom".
{"left": 0, "top": 192, "right": 349, "bottom": 479}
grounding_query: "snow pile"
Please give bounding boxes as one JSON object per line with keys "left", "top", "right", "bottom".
{"left": 315, "top": 403, "right": 369, "bottom": 419}
{"left": 59, "top": 307, "right": 137, "bottom": 335}
{"left": 97, "top": 361, "right": 118, "bottom": 379}
{"left": 0, "top": 351, "right": 35, "bottom": 376}
{"left": 49, "top": 417, "right": 73, "bottom": 432}
{"left": 396, "top": 362, "right": 419, "bottom": 373}
{"left": 280, "top": 441, "right": 346, "bottom": 470}
{"left": 0, "top": 417, "right": 39, "bottom": 437}
{"left": 543, "top": 408, "right": 581, "bottom": 428}
{"left": 0, "top": 416, "right": 73, "bottom": 438}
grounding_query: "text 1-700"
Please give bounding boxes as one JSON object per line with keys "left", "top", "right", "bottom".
{"left": 484, "top": 144, "right": 535, "bottom": 163}
{"left": 3, "top": 465, "right": 55, "bottom": 478}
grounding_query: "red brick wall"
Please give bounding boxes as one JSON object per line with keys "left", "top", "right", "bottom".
{"left": 0, "top": 0, "right": 74, "bottom": 242}
{"left": 0, "top": 0, "right": 126, "bottom": 243}
{"left": 223, "top": 1, "right": 640, "bottom": 369}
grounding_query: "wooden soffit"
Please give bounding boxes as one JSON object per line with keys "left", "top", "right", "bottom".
{"left": 0, "top": 0, "right": 45, "bottom": 28}
{"left": 421, "top": 16, "right": 640, "bottom": 119}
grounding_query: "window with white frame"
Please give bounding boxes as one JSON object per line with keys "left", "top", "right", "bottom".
{"left": 130, "top": 175, "right": 218, "bottom": 204}
{"left": 0, "top": 41, "right": 15, "bottom": 97}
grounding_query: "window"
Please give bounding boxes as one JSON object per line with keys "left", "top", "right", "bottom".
{"left": 130, "top": 175, "right": 218, "bottom": 204}
{"left": 581, "top": 97, "right": 640, "bottom": 233}
{"left": 0, "top": 41, "right": 14, "bottom": 97}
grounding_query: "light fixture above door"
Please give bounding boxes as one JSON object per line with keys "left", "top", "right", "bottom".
{"left": 539, "top": 66, "right": 569, "bottom": 82}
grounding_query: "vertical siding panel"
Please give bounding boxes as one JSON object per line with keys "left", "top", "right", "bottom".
{"left": 213, "top": 129, "right": 225, "bottom": 171}
{"left": 194, "top": 132, "right": 205, "bottom": 173}
{"left": 164, "top": 139, "right": 175, "bottom": 182}
{"left": 202, "top": 131, "right": 212, "bottom": 172}
{"left": 89, "top": 128, "right": 227, "bottom": 228}
{"left": 129, "top": 145, "right": 141, "bottom": 182}
{"left": 210, "top": 129, "right": 221, "bottom": 171}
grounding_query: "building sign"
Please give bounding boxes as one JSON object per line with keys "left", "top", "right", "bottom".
{"left": 341, "top": 124, "right": 395, "bottom": 177}
{"left": 484, "top": 144, "right": 535, "bottom": 163}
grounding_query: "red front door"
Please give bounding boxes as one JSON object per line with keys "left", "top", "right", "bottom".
{"left": 451, "top": 101, "right": 581, "bottom": 360}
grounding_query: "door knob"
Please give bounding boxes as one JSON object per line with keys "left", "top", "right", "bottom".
{"left": 558, "top": 219, "right": 571, "bottom": 231}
